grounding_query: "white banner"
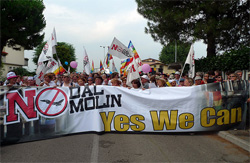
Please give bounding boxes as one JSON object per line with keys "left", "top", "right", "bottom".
{"left": 108, "top": 37, "right": 133, "bottom": 59}
{"left": 2, "top": 83, "right": 246, "bottom": 135}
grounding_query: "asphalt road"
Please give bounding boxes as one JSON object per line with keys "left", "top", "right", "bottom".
{"left": 1, "top": 132, "right": 249, "bottom": 162}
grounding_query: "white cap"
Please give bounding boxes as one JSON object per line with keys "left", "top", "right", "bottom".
{"left": 7, "top": 72, "right": 17, "bottom": 80}
{"left": 175, "top": 71, "right": 180, "bottom": 75}
{"left": 194, "top": 76, "right": 202, "bottom": 80}
{"left": 141, "top": 75, "right": 149, "bottom": 81}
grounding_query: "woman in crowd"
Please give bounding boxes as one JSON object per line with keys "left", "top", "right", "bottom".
{"left": 203, "top": 73, "right": 209, "bottom": 84}
{"left": 157, "top": 78, "right": 166, "bottom": 87}
{"left": 149, "top": 75, "right": 157, "bottom": 88}
{"left": 55, "top": 75, "right": 63, "bottom": 86}
{"left": 184, "top": 78, "right": 194, "bottom": 86}
{"left": 215, "top": 72, "right": 223, "bottom": 83}
{"left": 61, "top": 73, "right": 73, "bottom": 87}
{"left": 5, "top": 72, "right": 19, "bottom": 87}
{"left": 77, "top": 78, "right": 87, "bottom": 86}
{"left": 121, "top": 76, "right": 128, "bottom": 87}
{"left": 131, "top": 79, "right": 141, "bottom": 89}
{"left": 111, "top": 79, "right": 121, "bottom": 86}
{"left": 87, "top": 77, "right": 94, "bottom": 86}
{"left": 169, "top": 80, "right": 177, "bottom": 87}
{"left": 40, "top": 73, "right": 56, "bottom": 87}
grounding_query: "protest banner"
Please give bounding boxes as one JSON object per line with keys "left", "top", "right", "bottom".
{"left": 0, "top": 81, "right": 248, "bottom": 143}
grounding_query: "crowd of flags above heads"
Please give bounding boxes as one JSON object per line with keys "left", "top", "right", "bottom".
{"left": 36, "top": 28, "right": 195, "bottom": 85}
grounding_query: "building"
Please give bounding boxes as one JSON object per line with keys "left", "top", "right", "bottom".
{"left": 1, "top": 46, "right": 28, "bottom": 78}
{"left": 141, "top": 58, "right": 176, "bottom": 74}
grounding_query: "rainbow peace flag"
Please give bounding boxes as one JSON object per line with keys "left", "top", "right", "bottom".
{"left": 120, "top": 57, "right": 133, "bottom": 75}
{"left": 106, "top": 53, "right": 113, "bottom": 68}
{"left": 100, "top": 60, "right": 104, "bottom": 71}
{"left": 128, "top": 41, "right": 140, "bottom": 59}
{"left": 53, "top": 66, "right": 66, "bottom": 75}
{"left": 91, "top": 60, "right": 94, "bottom": 73}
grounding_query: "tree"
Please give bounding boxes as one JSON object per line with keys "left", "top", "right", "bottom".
{"left": 159, "top": 41, "right": 190, "bottom": 65}
{"left": 13, "top": 67, "right": 36, "bottom": 77}
{"left": 1, "top": 0, "right": 46, "bottom": 64}
{"left": 32, "top": 42, "right": 77, "bottom": 71}
{"left": 136, "top": 0, "right": 249, "bottom": 58}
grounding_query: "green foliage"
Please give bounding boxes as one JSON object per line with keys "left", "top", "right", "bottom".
{"left": 195, "top": 46, "right": 250, "bottom": 72}
{"left": 1, "top": 0, "right": 46, "bottom": 65}
{"left": 159, "top": 41, "right": 191, "bottom": 65}
{"left": 12, "top": 67, "right": 36, "bottom": 76}
{"left": 136, "top": 0, "right": 249, "bottom": 58}
{"left": 32, "top": 42, "right": 77, "bottom": 72}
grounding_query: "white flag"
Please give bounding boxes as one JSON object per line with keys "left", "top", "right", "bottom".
{"left": 108, "top": 37, "right": 133, "bottom": 59}
{"left": 182, "top": 44, "right": 195, "bottom": 78}
{"left": 46, "top": 58, "right": 59, "bottom": 73}
{"left": 126, "top": 57, "right": 140, "bottom": 87}
{"left": 83, "top": 47, "right": 91, "bottom": 75}
{"left": 36, "top": 28, "right": 58, "bottom": 84}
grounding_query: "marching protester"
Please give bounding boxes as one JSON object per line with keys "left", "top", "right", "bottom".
{"left": 194, "top": 76, "right": 202, "bottom": 86}
{"left": 111, "top": 78, "right": 121, "bottom": 86}
{"left": 157, "top": 78, "right": 167, "bottom": 87}
{"left": 178, "top": 78, "right": 185, "bottom": 87}
{"left": 95, "top": 76, "right": 103, "bottom": 85}
{"left": 149, "top": 75, "right": 157, "bottom": 88}
{"left": 87, "top": 77, "right": 94, "bottom": 86}
{"left": 77, "top": 77, "right": 87, "bottom": 86}
{"left": 4, "top": 72, "right": 19, "bottom": 87}
{"left": 130, "top": 79, "right": 141, "bottom": 89}
{"left": 40, "top": 73, "right": 57, "bottom": 87}
{"left": 141, "top": 75, "right": 150, "bottom": 89}
{"left": 184, "top": 78, "right": 194, "bottom": 86}
{"left": 174, "top": 71, "right": 181, "bottom": 85}
{"left": 61, "top": 73, "right": 73, "bottom": 87}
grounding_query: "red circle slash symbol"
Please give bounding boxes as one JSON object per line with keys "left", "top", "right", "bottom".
{"left": 36, "top": 87, "right": 68, "bottom": 117}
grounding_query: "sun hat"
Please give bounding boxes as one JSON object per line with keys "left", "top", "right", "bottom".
{"left": 7, "top": 72, "right": 17, "bottom": 80}
{"left": 141, "top": 75, "right": 149, "bottom": 81}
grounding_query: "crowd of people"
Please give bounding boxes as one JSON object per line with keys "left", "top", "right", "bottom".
{"left": 1, "top": 69, "right": 248, "bottom": 90}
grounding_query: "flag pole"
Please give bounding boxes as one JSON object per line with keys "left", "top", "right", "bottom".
{"left": 83, "top": 46, "right": 85, "bottom": 73}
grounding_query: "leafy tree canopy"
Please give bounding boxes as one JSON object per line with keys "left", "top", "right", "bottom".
{"left": 159, "top": 41, "right": 190, "bottom": 65}
{"left": 32, "top": 42, "right": 77, "bottom": 71}
{"left": 136, "top": 0, "right": 249, "bottom": 58}
{"left": 1, "top": 0, "right": 46, "bottom": 64}
{"left": 13, "top": 67, "right": 36, "bottom": 77}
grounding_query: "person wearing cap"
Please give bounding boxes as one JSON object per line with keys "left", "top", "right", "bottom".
{"left": 4, "top": 72, "right": 18, "bottom": 87}
{"left": 169, "top": 79, "right": 177, "bottom": 87}
{"left": 141, "top": 75, "right": 150, "bottom": 89}
{"left": 87, "top": 77, "right": 94, "bottom": 86}
{"left": 178, "top": 78, "right": 185, "bottom": 87}
{"left": 27, "top": 76, "right": 36, "bottom": 86}
{"left": 174, "top": 71, "right": 181, "bottom": 85}
{"left": 194, "top": 76, "right": 202, "bottom": 86}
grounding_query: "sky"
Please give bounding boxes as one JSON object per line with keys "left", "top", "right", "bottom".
{"left": 24, "top": 0, "right": 207, "bottom": 73}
